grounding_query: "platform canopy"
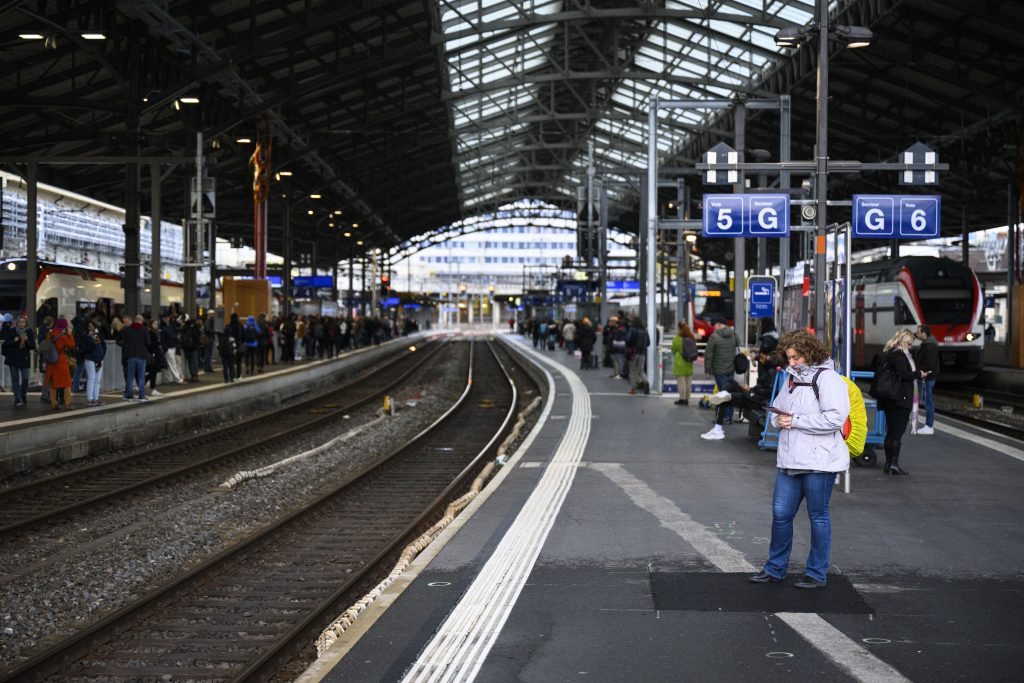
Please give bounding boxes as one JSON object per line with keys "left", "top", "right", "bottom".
{"left": 0, "top": 0, "right": 1020, "bottom": 269}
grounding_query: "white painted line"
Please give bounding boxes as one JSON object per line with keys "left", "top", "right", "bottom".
{"left": 590, "top": 462, "right": 755, "bottom": 572}
{"left": 402, "top": 341, "right": 591, "bottom": 683}
{"left": 591, "top": 462, "right": 911, "bottom": 683}
{"left": 776, "top": 613, "right": 911, "bottom": 682}
{"left": 934, "top": 421, "right": 1024, "bottom": 463}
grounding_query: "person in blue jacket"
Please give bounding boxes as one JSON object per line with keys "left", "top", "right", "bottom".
{"left": 243, "top": 315, "right": 260, "bottom": 376}
{"left": 750, "top": 329, "right": 850, "bottom": 590}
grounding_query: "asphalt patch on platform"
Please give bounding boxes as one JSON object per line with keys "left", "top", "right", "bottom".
{"left": 651, "top": 572, "right": 872, "bottom": 614}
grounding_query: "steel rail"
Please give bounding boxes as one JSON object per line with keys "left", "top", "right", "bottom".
{"left": 0, "top": 339, "right": 447, "bottom": 537}
{"left": 0, "top": 338, "right": 522, "bottom": 682}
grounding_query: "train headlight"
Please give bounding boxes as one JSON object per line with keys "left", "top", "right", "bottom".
{"left": 965, "top": 333, "right": 976, "bottom": 341}
{"left": 5, "top": 263, "right": 15, "bottom": 271}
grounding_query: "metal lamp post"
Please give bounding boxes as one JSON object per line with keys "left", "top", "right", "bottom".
{"left": 776, "top": 2, "right": 872, "bottom": 336}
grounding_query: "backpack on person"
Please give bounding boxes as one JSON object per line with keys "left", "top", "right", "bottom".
{"left": 38, "top": 335, "right": 60, "bottom": 364}
{"left": 788, "top": 368, "right": 868, "bottom": 458}
{"left": 243, "top": 325, "right": 257, "bottom": 344}
{"left": 868, "top": 354, "right": 900, "bottom": 401}
{"left": 682, "top": 336, "right": 699, "bottom": 362}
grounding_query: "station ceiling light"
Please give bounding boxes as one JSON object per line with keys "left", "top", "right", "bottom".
{"left": 18, "top": 33, "right": 44, "bottom": 39}
{"left": 81, "top": 33, "right": 106, "bottom": 40}
{"left": 236, "top": 137, "right": 252, "bottom": 143}
{"left": 179, "top": 96, "right": 200, "bottom": 104}
{"left": 310, "top": 193, "right": 321, "bottom": 199}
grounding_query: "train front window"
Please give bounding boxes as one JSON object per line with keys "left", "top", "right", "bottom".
{"left": 919, "top": 292, "right": 973, "bottom": 325}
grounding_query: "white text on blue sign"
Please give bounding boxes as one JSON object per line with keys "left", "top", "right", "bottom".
{"left": 853, "top": 195, "right": 941, "bottom": 239}
{"left": 702, "top": 194, "right": 790, "bottom": 238}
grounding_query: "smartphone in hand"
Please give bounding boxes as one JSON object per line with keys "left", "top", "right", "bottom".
{"left": 766, "top": 406, "right": 793, "bottom": 417}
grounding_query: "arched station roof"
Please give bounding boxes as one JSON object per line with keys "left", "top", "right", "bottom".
{"left": 0, "top": 0, "right": 1020, "bottom": 271}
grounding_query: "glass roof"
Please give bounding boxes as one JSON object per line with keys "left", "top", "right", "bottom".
{"left": 438, "top": 0, "right": 821, "bottom": 212}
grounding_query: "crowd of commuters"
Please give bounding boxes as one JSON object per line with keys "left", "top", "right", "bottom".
{"left": 0, "top": 306, "right": 418, "bottom": 407}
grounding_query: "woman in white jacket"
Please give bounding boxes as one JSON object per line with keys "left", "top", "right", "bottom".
{"left": 750, "top": 330, "right": 850, "bottom": 589}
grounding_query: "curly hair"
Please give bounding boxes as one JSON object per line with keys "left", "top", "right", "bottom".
{"left": 777, "top": 329, "right": 831, "bottom": 366}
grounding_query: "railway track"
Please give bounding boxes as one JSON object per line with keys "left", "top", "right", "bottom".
{"left": 0, "top": 338, "right": 447, "bottom": 537}
{"left": 0, "top": 337, "right": 526, "bottom": 682}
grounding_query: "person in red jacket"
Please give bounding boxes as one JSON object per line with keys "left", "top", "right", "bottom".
{"left": 45, "top": 318, "right": 76, "bottom": 409}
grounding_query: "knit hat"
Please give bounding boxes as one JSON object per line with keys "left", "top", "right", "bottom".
{"left": 55, "top": 318, "right": 69, "bottom": 330}
{"left": 0, "top": 313, "right": 12, "bottom": 323}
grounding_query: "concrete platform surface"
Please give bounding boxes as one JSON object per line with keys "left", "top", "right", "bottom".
{"left": 309, "top": 332, "right": 1024, "bottom": 683}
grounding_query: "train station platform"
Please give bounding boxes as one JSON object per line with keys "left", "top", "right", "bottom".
{"left": 0, "top": 336, "right": 425, "bottom": 477}
{"left": 306, "top": 332, "right": 1024, "bottom": 682}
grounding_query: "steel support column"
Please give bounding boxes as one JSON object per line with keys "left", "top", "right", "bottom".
{"left": 25, "top": 163, "right": 37, "bottom": 329}
{"left": 150, "top": 162, "right": 162, "bottom": 316}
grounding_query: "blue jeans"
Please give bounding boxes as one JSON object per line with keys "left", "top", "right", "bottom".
{"left": 919, "top": 379, "right": 935, "bottom": 427}
{"left": 72, "top": 358, "right": 86, "bottom": 392}
{"left": 713, "top": 373, "right": 734, "bottom": 421}
{"left": 125, "top": 357, "right": 147, "bottom": 399}
{"left": 8, "top": 365, "right": 29, "bottom": 404}
{"left": 763, "top": 470, "right": 837, "bottom": 582}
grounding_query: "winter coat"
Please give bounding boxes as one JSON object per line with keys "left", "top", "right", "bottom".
{"left": 577, "top": 324, "right": 597, "bottom": 353}
{"left": 770, "top": 358, "right": 851, "bottom": 472}
{"left": 705, "top": 326, "right": 739, "bottom": 376}
{"left": 625, "top": 324, "right": 649, "bottom": 358}
{"left": 562, "top": 322, "right": 576, "bottom": 342}
{"left": 877, "top": 348, "right": 918, "bottom": 411}
{"left": 670, "top": 334, "right": 694, "bottom": 377}
{"left": 915, "top": 336, "right": 940, "bottom": 377}
{"left": 2, "top": 326, "right": 35, "bottom": 367}
{"left": 81, "top": 333, "right": 107, "bottom": 363}
{"left": 146, "top": 328, "right": 165, "bottom": 369}
{"left": 44, "top": 331, "right": 75, "bottom": 389}
{"left": 243, "top": 316, "right": 259, "bottom": 348}
{"left": 160, "top": 321, "right": 179, "bottom": 350}
{"left": 119, "top": 323, "right": 150, "bottom": 360}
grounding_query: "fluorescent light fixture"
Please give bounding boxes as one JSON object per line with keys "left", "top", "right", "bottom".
{"left": 344, "top": 232, "right": 352, "bottom": 237}
{"left": 179, "top": 96, "right": 200, "bottom": 104}
{"left": 356, "top": 240, "right": 364, "bottom": 246}
{"left": 774, "top": 26, "right": 808, "bottom": 47}
{"left": 19, "top": 34, "right": 44, "bottom": 39}
{"left": 307, "top": 209, "right": 314, "bottom": 216}
{"left": 81, "top": 33, "right": 106, "bottom": 40}
{"left": 172, "top": 100, "right": 181, "bottom": 111}
{"left": 352, "top": 223, "right": 359, "bottom": 228}
{"left": 334, "top": 210, "right": 343, "bottom": 215}
{"left": 278, "top": 170, "right": 293, "bottom": 177}
{"left": 329, "top": 222, "right": 335, "bottom": 228}
{"left": 835, "top": 25, "right": 873, "bottom": 48}
{"left": 236, "top": 137, "right": 252, "bottom": 143}
{"left": 310, "top": 193, "right": 321, "bottom": 199}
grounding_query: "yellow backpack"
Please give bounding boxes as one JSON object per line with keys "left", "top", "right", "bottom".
{"left": 792, "top": 369, "right": 868, "bottom": 458}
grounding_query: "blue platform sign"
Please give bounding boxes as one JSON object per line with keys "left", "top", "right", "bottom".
{"left": 292, "top": 275, "right": 334, "bottom": 288}
{"left": 853, "top": 195, "right": 941, "bottom": 239}
{"left": 702, "top": 194, "right": 790, "bottom": 238}
{"left": 747, "top": 276, "right": 776, "bottom": 319}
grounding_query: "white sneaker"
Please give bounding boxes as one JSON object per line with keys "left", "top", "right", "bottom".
{"left": 709, "top": 390, "right": 732, "bottom": 406}
{"left": 151, "top": 389, "right": 163, "bottom": 396}
{"left": 917, "top": 425, "right": 934, "bottom": 435}
{"left": 701, "top": 426, "right": 726, "bottom": 440}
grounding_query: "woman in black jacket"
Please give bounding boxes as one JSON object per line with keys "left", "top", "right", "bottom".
{"left": 877, "top": 328, "right": 928, "bottom": 475}
{"left": 2, "top": 315, "right": 35, "bottom": 407}
{"left": 146, "top": 319, "right": 165, "bottom": 396}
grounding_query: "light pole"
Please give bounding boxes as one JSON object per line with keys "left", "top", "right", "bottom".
{"left": 776, "top": 3, "right": 872, "bottom": 336}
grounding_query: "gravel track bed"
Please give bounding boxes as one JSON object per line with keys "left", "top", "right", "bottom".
{"left": 0, "top": 349, "right": 416, "bottom": 493}
{"left": 0, "top": 342, "right": 469, "bottom": 669}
